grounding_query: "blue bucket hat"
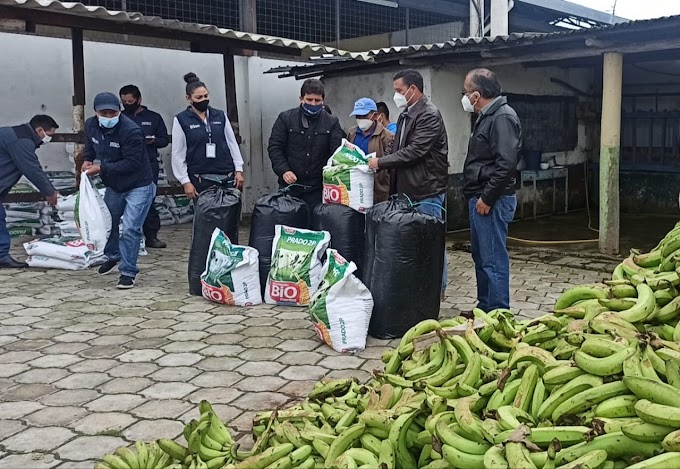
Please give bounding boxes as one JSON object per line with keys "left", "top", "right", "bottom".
{"left": 350, "top": 97, "right": 378, "bottom": 117}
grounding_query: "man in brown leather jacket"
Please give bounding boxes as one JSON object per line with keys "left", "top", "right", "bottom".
{"left": 347, "top": 97, "right": 393, "bottom": 203}
{"left": 368, "top": 69, "right": 449, "bottom": 299}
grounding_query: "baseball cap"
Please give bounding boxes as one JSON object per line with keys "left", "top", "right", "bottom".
{"left": 93, "top": 92, "right": 121, "bottom": 112}
{"left": 350, "top": 97, "right": 378, "bottom": 117}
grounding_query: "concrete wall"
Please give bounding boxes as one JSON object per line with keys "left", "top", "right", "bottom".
{"left": 323, "top": 62, "right": 596, "bottom": 229}
{"left": 0, "top": 32, "right": 301, "bottom": 211}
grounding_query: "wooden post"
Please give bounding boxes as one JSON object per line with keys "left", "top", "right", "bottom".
{"left": 71, "top": 28, "right": 86, "bottom": 185}
{"left": 223, "top": 52, "right": 241, "bottom": 144}
{"left": 599, "top": 51, "right": 623, "bottom": 254}
{"left": 241, "top": 0, "right": 256, "bottom": 33}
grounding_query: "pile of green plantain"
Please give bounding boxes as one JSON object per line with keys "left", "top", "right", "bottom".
{"left": 97, "top": 222, "right": 680, "bottom": 469}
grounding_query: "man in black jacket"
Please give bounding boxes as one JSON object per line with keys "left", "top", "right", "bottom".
{"left": 120, "top": 85, "right": 169, "bottom": 249}
{"left": 268, "top": 79, "right": 343, "bottom": 211}
{"left": 82, "top": 92, "right": 155, "bottom": 290}
{"left": 462, "top": 68, "right": 522, "bottom": 311}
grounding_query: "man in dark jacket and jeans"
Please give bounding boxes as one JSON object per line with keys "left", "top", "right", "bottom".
{"left": 0, "top": 115, "right": 60, "bottom": 268}
{"left": 462, "top": 68, "right": 521, "bottom": 311}
{"left": 120, "top": 84, "right": 169, "bottom": 249}
{"left": 82, "top": 92, "right": 155, "bottom": 290}
{"left": 268, "top": 79, "right": 343, "bottom": 211}
{"left": 368, "top": 69, "right": 449, "bottom": 299}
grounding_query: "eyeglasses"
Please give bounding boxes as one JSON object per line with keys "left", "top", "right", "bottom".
{"left": 461, "top": 90, "right": 477, "bottom": 97}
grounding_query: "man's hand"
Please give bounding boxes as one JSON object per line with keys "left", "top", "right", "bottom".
{"left": 46, "top": 191, "right": 59, "bottom": 207}
{"left": 183, "top": 182, "right": 199, "bottom": 200}
{"left": 476, "top": 198, "right": 492, "bottom": 216}
{"left": 81, "top": 161, "right": 93, "bottom": 172}
{"left": 283, "top": 171, "right": 297, "bottom": 185}
{"left": 85, "top": 164, "right": 101, "bottom": 176}
{"left": 234, "top": 171, "right": 244, "bottom": 191}
{"left": 368, "top": 158, "right": 380, "bottom": 171}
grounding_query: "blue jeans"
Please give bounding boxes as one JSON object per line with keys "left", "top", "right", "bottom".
{"left": 415, "top": 193, "right": 447, "bottom": 294}
{"left": 469, "top": 194, "right": 517, "bottom": 311}
{"left": 0, "top": 202, "right": 10, "bottom": 260}
{"left": 104, "top": 183, "right": 155, "bottom": 278}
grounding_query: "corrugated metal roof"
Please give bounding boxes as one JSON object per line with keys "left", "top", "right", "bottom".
{"left": 353, "top": 14, "right": 680, "bottom": 61}
{"left": 0, "top": 0, "right": 367, "bottom": 59}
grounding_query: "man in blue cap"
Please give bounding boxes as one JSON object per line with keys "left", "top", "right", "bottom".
{"left": 347, "top": 98, "right": 393, "bottom": 203}
{"left": 81, "top": 92, "right": 155, "bottom": 289}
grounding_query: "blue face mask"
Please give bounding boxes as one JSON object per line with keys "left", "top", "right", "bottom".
{"left": 98, "top": 115, "right": 119, "bottom": 129}
{"left": 302, "top": 103, "right": 323, "bottom": 117}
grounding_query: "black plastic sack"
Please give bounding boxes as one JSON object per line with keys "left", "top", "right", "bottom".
{"left": 311, "top": 204, "right": 365, "bottom": 280}
{"left": 248, "top": 191, "right": 309, "bottom": 295}
{"left": 188, "top": 186, "right": 242, "bottom": 296}
{"left": 363, "top": 195, "right": 410, "bottom": 281}
{"left": 366, "top": 208, "right": 446, "bottom": 339}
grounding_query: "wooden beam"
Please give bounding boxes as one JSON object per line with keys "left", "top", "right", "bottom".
{"left": 241, "top": 0, "right": 257, "bottom": 33}
{"left": 71, "top": 27, "right": 86, "bottom": 182}
{"left": 0, "top": 5, "right": 300, "bottom": 56}
{"left": 223, "top": 53, "right": 242, "bottom": 144}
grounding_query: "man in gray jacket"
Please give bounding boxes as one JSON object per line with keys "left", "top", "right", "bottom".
{"left": 0, "top": 115, "right": 60, "bottom": 268}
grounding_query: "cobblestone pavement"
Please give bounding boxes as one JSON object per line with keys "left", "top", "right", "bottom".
{"left": 0, "top": 224, "right": 616, "bottom": 468}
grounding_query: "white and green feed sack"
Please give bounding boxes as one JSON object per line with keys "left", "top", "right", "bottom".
{"left": 308, "top": 249, "right": 374, "bottom": 353}
{"left": 323, "top": 139, "right": 374, "bottom": 213}
{"left": 200, "top": 228, "right": 262, "bottom": 306}
{"left": 265, "top": 225, "right": 331, "bottom": 306}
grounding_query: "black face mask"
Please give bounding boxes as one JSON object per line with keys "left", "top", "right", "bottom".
{"left": 123, "top": 102, "right": 140, "bottom": 113}
{"left": 192, "top": 100, "right": 210, "bottom": 113}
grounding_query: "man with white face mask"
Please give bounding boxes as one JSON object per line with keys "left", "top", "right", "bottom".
{"left": 0, "top": 115, "right": 60, "bottom": 268}
{"left": 347, "top": 98, "right": 393, "bottom": 203}
{"left": 462, "top": 68, "right": 521, "bottom": 312}
{"left": 82, "top": 92, "right": 155, "bottom": 290}
{"left": 368, "top": 69, "right": 449, "bottom": 300}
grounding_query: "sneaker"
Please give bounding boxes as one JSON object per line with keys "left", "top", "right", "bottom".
{"left": 117, "top": 275, "right": 135, "bottom": 289}
{"left": 98, "top": 260, "right": 118, "bottom": 275}
{"left": 146, "top": 238, "right": 167, "bottom": 249}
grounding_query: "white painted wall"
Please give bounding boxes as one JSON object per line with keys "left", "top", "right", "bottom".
{"left": 323, "top": 62, "right": 595, "bottom": 174}
{"left": 323, "top": 67, "right": 433, "bottom": 135}
{"left": 0, "top": 32, "right": 301, "bottom": 211}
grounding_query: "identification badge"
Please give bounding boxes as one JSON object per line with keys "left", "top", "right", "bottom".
{"left": 206, "top": 143, "right": 216, "bottom": 158}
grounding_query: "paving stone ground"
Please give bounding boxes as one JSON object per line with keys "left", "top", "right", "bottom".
{"left": 0, "top": 224, "right": 615, "bottom": 467}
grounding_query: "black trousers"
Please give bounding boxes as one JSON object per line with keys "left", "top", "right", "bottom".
{"left": 280, "top": 184, "right": 323, "bottom": 215}
{"left": 142, "top": 202, "right": 161, "bottom": 240}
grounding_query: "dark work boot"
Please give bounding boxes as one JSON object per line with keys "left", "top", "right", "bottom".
{"left": 0, "top": 256, "right": 28, "bottom": 269}
{"left": 146, "top": 238, "right": 167, "bottom": 249}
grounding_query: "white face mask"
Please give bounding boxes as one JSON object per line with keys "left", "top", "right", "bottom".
{"left": 357, "top": 119, "right": 373, "bottom": 131}
{"left": 393, "top": 91, "right": 409, "bottom": 109}
{"left": 40, "top": 128, "right": 52, "bottom": 144}
{"left": 461, "top": 94, "right": 476, "bottom": 113}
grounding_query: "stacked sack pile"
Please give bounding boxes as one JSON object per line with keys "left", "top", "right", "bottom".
{"left": 3, "top": 180, "right": 44, "bottom": 237}
{"left": 154, "top": 195, "right": 195, "bottom": 226}
{"left": 97, "top": 220, "right": 680, "bottom": 469}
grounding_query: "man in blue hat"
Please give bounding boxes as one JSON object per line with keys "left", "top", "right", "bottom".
{"left": 347, "top": 98, "right": 393, "bottom": 203}
{"left": 81, "top": 92, "right": 155, "bottom": 290}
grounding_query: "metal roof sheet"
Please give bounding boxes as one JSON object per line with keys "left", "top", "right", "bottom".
{"left": 0, "top": 0, "right": 367, "bottom": 59}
